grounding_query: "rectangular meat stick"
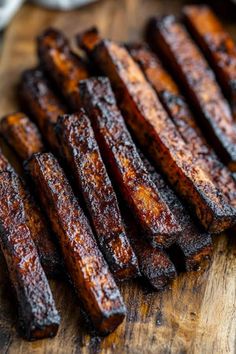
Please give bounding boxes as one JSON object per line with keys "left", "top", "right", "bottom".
{"left": 127, "top": 43, "right": 236, "bottom": 211}
{"left": 0, "top": 149, "right": 62, "bottom": 276}
{"left": 0, "top": 171, "right": 60, "bottom": 340}
{"left": 145, "top": 16, "right": 236, "bottom": 171}
{"left": 20, "top": 68, "right": 66, "bottom": 151}
{"left": 183, "top": 5, "right": 236, "bottom": 116}
{"left": 80, "top": 77, "right": 181, "bottom": 248}
{"left": 25, "top": 152, "right": 126, "bottom": 335}
{"left": 0, "top": 112, "right": 44, "bottom": 160}
{"left": 77, "top": 31, "right": 236, "bottom": 233}
{"left": 37, "top": 28, "right": 89, "bottom": 109}
{"left": 56, "top": 110, "right": 139, "bottom": 281}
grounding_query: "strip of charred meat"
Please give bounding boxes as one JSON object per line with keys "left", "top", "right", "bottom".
{"left": 140, "top": 151, "right": 213, "bottom": 271}
{"left": 37, "top": 28, "right": 89, "bottom": 109}
{"left": 20, "top": 68, "right": 66, "bottom": 151}
{"left": 80, "top": 77, "right": 181, "bottom": 248}
{"left": 0, "top": 149, "right": 61, "bottom": 276}
{"left": 0, "top": 171, "right": 60, "bottom": 340}
{"left": 77, "top": 30, "right": 236, "bottom": 233}
{"left": 145, "top": 16, "right": 236, "bottom": 172}
{"left": 127, "top": 43, "right": 236, "bottom": 211}
{"left": 56, "top": 110, "right": 139, "bottom": 281}
{"left": 25, "top": 152, "right": 126, "bottom": 334}
{"left": 183, "top": 5, "right": 236, "bottom": 116}
{"left": 0, "top": 112, "right": 44, "bottom": 160}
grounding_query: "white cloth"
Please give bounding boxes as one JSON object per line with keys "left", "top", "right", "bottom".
{"left": 0, "top": 0, "right": 97, "bottom": 30}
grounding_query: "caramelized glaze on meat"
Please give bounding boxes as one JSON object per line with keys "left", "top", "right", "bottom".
{"left": 20, "top": 68, "right": 66, "bottom": 151}
{"left": 56, "top": 110, "right": 139, "bottom": 281}
{"left": 37, "top": 28, "right": 89, "bottom": 109}
{"left": 183, "top": 5, "right": 236, "bottom": 117}
{"left": 0, "top": 112, "right": 44, "bottom": 160}
{"left": 0, "top": 171, "right": 60, "bottom": 340}
{"left": 25, "top": 152, "right": 126, "bottom": 334}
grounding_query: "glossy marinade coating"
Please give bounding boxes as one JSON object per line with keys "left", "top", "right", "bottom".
{"left": 77, "top": 32, "right": 236, "bottom": 233}
{"left": 0, "top": 149, "right": 61, "bottom": 276}
{"left": 120, "top": 202, "right": 177, "bottom": 289}
{"left": 80, "top": 77, "right": 181, "bottom": 248}
{"left": 25, "top": 152, "right": 126, "bottom": 335}
{"left": 0, "top": 112, "right": 44, "bottom": 160}
{"left": 37, "top": 28, "right": 89, "bottom": 109}
{"left": 145, "top": 16, "right": 236, "bottom": 172}
{"left": 127, "top": 43, "right": 236, "bottom": 211}
{"left": 140, "top": 152, "right": 213, "bottom": 271}
{"left": 56, "top": 110, "right": 139, "bottom": 281}
{"left": 0, "top": 171, "right": 60, "bottom": 340}
{"left": 183, "top": 5, "right": 236, "bottom": 116}
{"left": 20, "top": 68, "right": 66, "bottom": 151}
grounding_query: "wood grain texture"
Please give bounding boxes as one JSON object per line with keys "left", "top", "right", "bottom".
{"left": 0, "top": 1, "right": 235, "bottom": 353}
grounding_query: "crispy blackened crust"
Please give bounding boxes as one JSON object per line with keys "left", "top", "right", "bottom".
{"left": 127, "top": 43, "right": 236, "bottom": 211}
{"left": 80, "top": 77, "right": 181, "bottom": 248}
{"left": 120, "top": 203, "right": 177, "bottom": 289}
{"left": 183, "top": 5, "right": 236, "bottom": 116}
{"left": 25, "top": 152, "right": 126, "bottom": 335}
{"left": 37, "top": 28, "right": 89, "bottom": 109}
{"left": 0, "top": 171, "right": 60, "bottom": 340}
{"left": 56, "top": 110, "right": 139, "bottom": 281}
{"left": 145, "top": 16, "right": 236, "bottom": 171}
{"left": 20, "top": 68, "right": 66, "bottom": 151}
{"left": 0, "top": 112, "right": 44, "bottom": 160}
{"left": 0, "top": 149, "right": 61, "bottom": 276}
{"left": 78, "top": 33, "right": 236, "bottom": 233}
{"left": 140, "top": 152, "right": 213, "bottom": 271}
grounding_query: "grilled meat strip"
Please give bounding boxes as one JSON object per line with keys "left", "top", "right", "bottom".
{"left": 145, "top": 16, "right": 236, "bottom": 172}
{"left": 183, "top": 5, "right": 236, "bottom": 116}
{"left": 0, "top": 171, "right": 60, "bottom": 340}
{"left": 25, "top": 152, "right": 126, "bottom": 335}
{"left": 56, "top": 110, "right": 139, "bottom": 281}
{"left": 37, "top": 28, "right": 89, "bottom": 109}
{"left": 127, "top": 43, "right": 236, "bottom": 210}
{"left": 0, "top": 149, "right": 61, "bottom": 276}
{"left": 0, "top": 112, "right": 44, "bottom": 160}
{"left": 77, "top": 30, "right": 236, "bottom": 233}
{"left": 140, "top": 152, "right": 213, "bottom": 271}
{"left": 20, "top": 68, "right": 66, "bottom": 151}
{"left": 80, "top": 77, "right": 181, "bottom": 248}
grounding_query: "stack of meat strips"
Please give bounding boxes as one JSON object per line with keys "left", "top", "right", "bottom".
{"left": 0, "top": 4, "right": 236, "bottom": 340}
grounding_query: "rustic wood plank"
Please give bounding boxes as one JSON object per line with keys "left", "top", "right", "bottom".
{"left": 0, "top": 1, "right": 235, "bottom": 353}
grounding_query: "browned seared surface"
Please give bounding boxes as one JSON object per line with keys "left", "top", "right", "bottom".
{"left": 25, "top": 152, "right": 126, "bottom": 335}
{"left": 183, "top": 5, "right": 236, "bottom": 116}
{"left": 0, "top": 149, "right": 61, "bottom": 276}
{"left": 56, "top": 110, "right": 139, "bottom": 281}
{"left": 20, "top": 68, "right": 66, "bottom": 151}
{"left": 37, "top": 28, "right": 89, "bottom": 109}
{"left": 0, "top": 112, "right": 44, "bottom": 160}
{"left": 77, "top": 31, "right": 236, "bottom": 233}
{"left": 80, "top": 77, "right": 181, "bottom": 248}
{"left": 145, "top": 16, "right": 236, "bottom": 172}
{"left": 128, "top": 43, "right": 236, "bottom": 210}
{"left": 120, "top": 203, "right": 177, "bottom": 289}
{"left": 140, "top": 152, "right": 213, "bottom": 271}
{"left": 0, "top": 171, "right": 60, "bottom": 340}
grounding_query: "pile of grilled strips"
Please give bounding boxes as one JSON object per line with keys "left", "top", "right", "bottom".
{"left": 0, "top": 4, "right": 236, "bottom": 341}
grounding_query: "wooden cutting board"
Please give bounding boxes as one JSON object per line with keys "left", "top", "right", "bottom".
{"left": 0, "top": 1, "right": 235, "bottom": 353}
